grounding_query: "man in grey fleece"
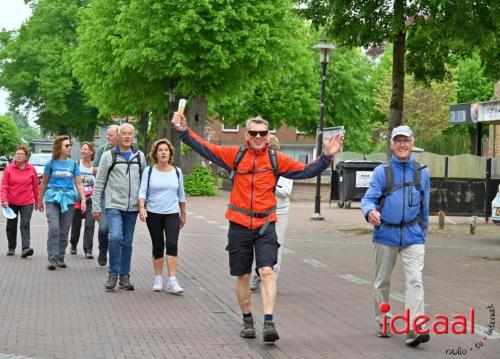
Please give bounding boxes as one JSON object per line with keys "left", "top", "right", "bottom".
{"left": 92, "top": 123, "right": 147, "bottom": 291}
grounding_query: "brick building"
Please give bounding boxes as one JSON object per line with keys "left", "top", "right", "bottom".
{"left": 204, "top": 117, "right": 317, "bottom": 164}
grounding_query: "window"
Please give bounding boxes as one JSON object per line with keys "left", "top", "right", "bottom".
{"left": 221, "top": 117, "right": 240, "bottom": 132}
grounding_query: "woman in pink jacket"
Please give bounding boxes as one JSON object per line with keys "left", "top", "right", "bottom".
{"left": 1, "top": 145, "right": 39, "bottom": 258}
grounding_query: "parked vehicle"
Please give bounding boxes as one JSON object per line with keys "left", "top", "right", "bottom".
{"left": 28, "top": 153, "right": 52, "bottom": 182}
{"left": 491, "top": 185, "right": 500, "bottom": 224}
{"left": 0, "top": 156, "right": 10, "bottom": 170}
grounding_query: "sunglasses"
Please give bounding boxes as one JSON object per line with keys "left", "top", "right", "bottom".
{"left": 248, "top": 130, "right": 269, "bottom": 137}
{"left": 64, "top": 143, "right": 72, "bottom": 148}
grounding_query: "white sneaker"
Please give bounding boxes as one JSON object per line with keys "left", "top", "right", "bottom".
{"left": 166, "top": 277, "right": 183, "bottom": 294}
{"left": 152, "top": 276, "right": 163, "bottom": 291}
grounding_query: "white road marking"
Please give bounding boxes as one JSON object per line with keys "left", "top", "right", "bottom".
{"left": 303, "top": 258, "right": 327, "bottom": 268}
{"left": 195, "top": 215, "right": 206, "bottom": 220}
{"left": 206, "top": 220, "right": 218, "bottom": 224}
{"left": 282, "top": 248, "right": 295, "bottom": 254}
{"left": 336, "top": 274, "right": 369, "bottom": 285}
{"left": 218, "top": 225, "right": 229, "bottom": 230}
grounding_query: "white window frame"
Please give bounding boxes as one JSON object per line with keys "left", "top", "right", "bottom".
{"left": 221, "top": 117, "right": 240, "bottom": 133}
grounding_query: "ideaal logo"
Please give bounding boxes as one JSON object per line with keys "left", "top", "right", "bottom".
{"left": 379, "top": 303, "right": 475, "bottom": 335}
{"left": 445, "top": 304, "right": 496, "bottom": 356}
{"left": 379, "top": 303, "right": 496, "bottom": 355}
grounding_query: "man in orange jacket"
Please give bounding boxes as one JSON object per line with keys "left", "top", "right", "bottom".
{"left": 172, "top": 113, "right": 343, "bottom": 342}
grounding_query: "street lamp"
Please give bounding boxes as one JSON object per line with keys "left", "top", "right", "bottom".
{"left": 311, "top": 40, "right": 336, "bottom": 220}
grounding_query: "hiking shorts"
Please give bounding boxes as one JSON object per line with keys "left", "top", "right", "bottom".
{"left": 226, "top": 221, "right": 279, "bottom": 276}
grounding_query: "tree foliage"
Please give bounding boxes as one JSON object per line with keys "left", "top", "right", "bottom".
{"left": 298, "top": 0, "right": 500, "bottom": 131}
{"left": 74, "top": 0, "right": 305, "bottom": 117}
{"left": 7, "top": 111, "right": 40, "bottom": 143}
{"left": 0, "top": 115, "right": 20, "bottom": 155}
{"left": 0, "top": 0, "right": 100, "bottom": 140}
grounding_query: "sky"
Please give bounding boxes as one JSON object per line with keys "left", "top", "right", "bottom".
{"left": 0, "top": 0, "right": 32, "bottom": 115}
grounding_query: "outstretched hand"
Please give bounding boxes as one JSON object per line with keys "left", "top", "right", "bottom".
{"left": 323, "top": 134, "right": 344, "bottom": 156}
{"left": 171, "top": 112, "right": 187, "bottom": 131}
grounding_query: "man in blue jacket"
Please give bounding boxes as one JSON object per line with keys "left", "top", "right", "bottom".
{"left": 361, "top": 125, "right": 431, "bottom": 347}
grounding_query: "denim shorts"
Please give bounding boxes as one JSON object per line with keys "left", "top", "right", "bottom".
{"left": 225, "top": 221, "right": 279, "bottom": 276}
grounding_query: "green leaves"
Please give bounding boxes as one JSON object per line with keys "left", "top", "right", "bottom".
{"left": 183, "top": 165, "right": 217, "bottom": 196}
{"left": 0, "top": 115, "right": 20, "bottom": 155}
{"left": 0, "top": 0, "right": 100, "bottom": 140}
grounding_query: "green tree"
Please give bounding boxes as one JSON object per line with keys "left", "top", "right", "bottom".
{"left": 0, "top": 115, "right": 20, "bottom": 155}
{"left": 298, "top": 0, "right": 500, "bottom": 133}
{"left": 0, "top": 0, "right": 100, "bottom": 140}
{"left": 7, "top": 111, "right": 40, "bottom": 143}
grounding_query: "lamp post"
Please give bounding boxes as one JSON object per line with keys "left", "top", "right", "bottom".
{"left": 311, "top": 40, "right": 336, "bottom": 220}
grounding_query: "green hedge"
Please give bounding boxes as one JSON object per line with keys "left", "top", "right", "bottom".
{"left": 184, "top": 165, "right": 217, "bottom": 196}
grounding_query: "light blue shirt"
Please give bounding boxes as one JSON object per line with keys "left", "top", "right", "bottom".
{"left": 44, "top": 159, "right": 80, "bottom": 189}
{"left": 138, "top": 166, "right": 186, "bottom": 214}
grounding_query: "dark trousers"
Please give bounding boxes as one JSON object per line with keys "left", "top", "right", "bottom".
{"left": 6, "top": 204, "right": 34, "bottom": 250}
{"left": 97, "top": 194, "right": 109, "bottom": 255}
{"left": 70, "top": 198, "right": 95, "bottom": 253}
{"left": 145, "top": 212, "right": 180, "bottom": 258}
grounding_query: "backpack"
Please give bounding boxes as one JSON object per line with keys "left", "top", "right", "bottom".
{"left": 228, "top": 145, "right": 279, "bottom": 188}
{"left": 146, "top": 165, "right": 180, "bottom": 196}
{"left": 104, "top": 149, "right": 144, "bottom": 189}
{"left": 377, "top": 160, "right": 427, "bottom": 226}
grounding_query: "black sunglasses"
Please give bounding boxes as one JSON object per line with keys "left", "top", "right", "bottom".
{"left": 64, "top": 143, "right": 72, "bottom": 148}
{"left": 248, "top": 130, "right": 269, "bottom": 137}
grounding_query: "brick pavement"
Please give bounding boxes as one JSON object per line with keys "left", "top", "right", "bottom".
{"left": 0, "top": 190, "right": 499, "bottom": 359}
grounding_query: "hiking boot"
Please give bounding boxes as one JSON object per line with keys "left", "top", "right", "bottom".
{"left": 97, "top": 252, "right": 107, "bottom": 266}
{"left": 118, "top": 275, "right": 134, "bottom": 291}
{"left": 47, "top": 259, "right": 57, "bottom": 270}
{"left": 21, "top": 248, "right": 34, "bottom": 258}
{"left": 6, "top": 249, "right": 15, "bottom": 256}
{"left": 250, "top": 276, "right": 261, "bottom": 292}
{"left": 263, "top": 320, "right": 279, "bottom": 342}
{"left": 377, "top": 320, "right": 391, "bottom": 338}
{"left": 105, "top": 273, "right": 118, "bottom": 291}
{"left": 166, "top": 277, "right": 183, "bottom": 294}
{"left": 70, "top": 246, "right": 77, "bottom": 255}
{"left": 152, "top": 276, "right": 163, "bottom": 291}
{"left": 240, "top": 317, "right": 256, "bottom": 338}
{"left": 405, "top": 328, "right": 430, "bottom": 347}
{"left": 56, "top": 258, "right": 67, "bottom": 268}
{"left": 85, "top": 252, "right": 94, "bottom": 259}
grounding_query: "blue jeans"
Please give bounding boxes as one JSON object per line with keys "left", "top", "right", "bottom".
{"left": 106, "top": 209, "right": 138, "bottom": 276}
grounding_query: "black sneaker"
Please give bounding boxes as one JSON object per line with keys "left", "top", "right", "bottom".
{"left": 47, "top": 259, "right": 57, "bottom": 270}
{"left": 98, "top": 252, "right": 107, "bottom": 266}
{"left": 405, "top": 329, "right": 430, "bottom": 347}
{"left": 70, "top": 246, "right": 77, "bottom": 255}
{"left": 21, "top": 248, "right": 34, "bottom": 258}
{"left": 240, "top": 317, "right": 256, "bottom": 338}
{"left": 263, "top": 320, "right": 279, "bottom": 342}
{"left": 56, "top": 258, "right": 67, "bottom": 268}
{"left": 7, "top": 249, "right": 15, "bottom": 256}
{"left": 105, "top": 273, "right": 118, "bottom": 291}
{"left": 118, "top": 275, "right": 134, "bottom": 291}
{"left": 85, "top": 252, "right": 94, "bottom": 259}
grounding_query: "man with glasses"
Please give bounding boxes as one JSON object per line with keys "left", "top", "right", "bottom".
{"left": 172, "top": 113, "right": 343, "bottom": 342}
{"left": 361, "top": 125, "right": 431, "bottom": 347}
{"left": 92, "top": 123, "right": 147, "bottom": 291}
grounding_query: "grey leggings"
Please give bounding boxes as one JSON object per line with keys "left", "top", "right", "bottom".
{"left": 45, "top": 202, "right": 75, "bottom": 261}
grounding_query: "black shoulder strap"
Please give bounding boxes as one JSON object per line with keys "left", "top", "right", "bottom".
{"left": 229, "top": 145, "right": 247, "bottom": 183}
{"left": 104, "top": 149, "right": 118, "bottom": 189}
{"left": 413, "top": 161, "right": 422, "bottom": 191}
{"left": 377, "top": 161, "right": 394, "bottom": 212}
{"left": 146, "top": 166, "right": 153, "bottom": 197}
{"left": 175, "top": 166, "right": 180, "bottom": 181}
{"left": 268, "top": 148, "right": 279, "bottom": 187}
{"left": 49, "top": 159, "right": 54, "bottom": 177}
